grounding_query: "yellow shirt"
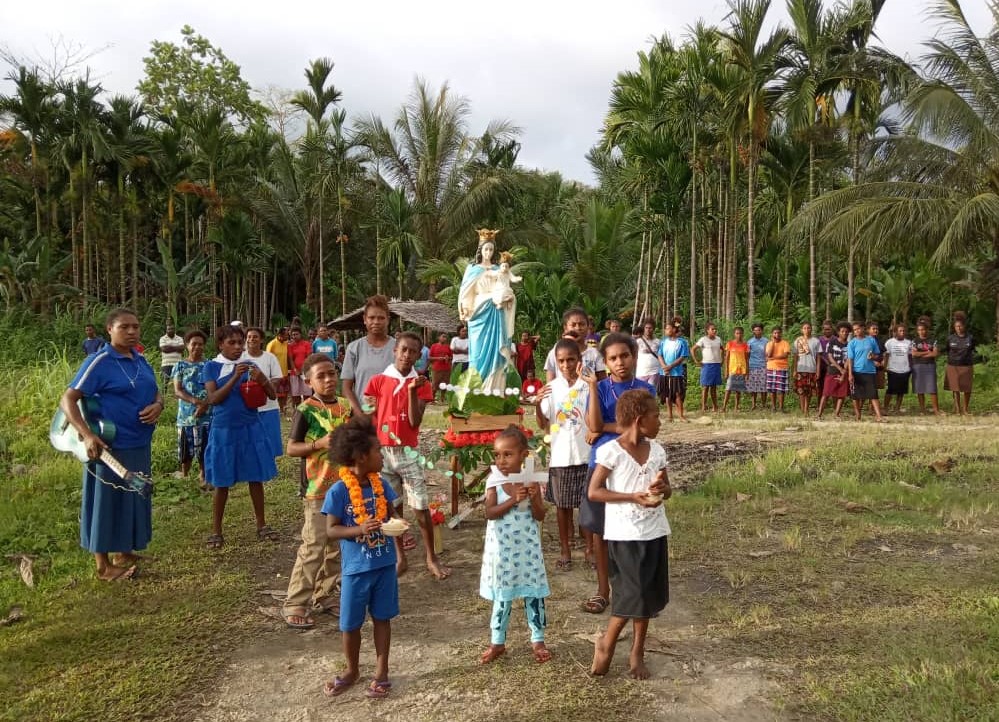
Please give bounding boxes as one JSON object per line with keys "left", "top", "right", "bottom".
{"left": 266, "top": 338, "right": 289, "bottom": 375}
{"left": 725, "top": 341, "right": 749, "bottom": 375}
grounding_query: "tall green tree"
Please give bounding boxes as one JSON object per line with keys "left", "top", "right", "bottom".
{"left": 719, "top": 0, "right": 789, "bottom": 320}
{"left": 356, "top": 79, "right": 520, "bottom": 297}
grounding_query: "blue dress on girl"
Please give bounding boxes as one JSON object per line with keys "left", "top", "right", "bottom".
{"left": 480, "top": 473, "right": 550, "bottom": 645}
{"left": 200, "top": 359, "right": 277, "bottom": 488}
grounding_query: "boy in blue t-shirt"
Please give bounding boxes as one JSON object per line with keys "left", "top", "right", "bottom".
{"left": 321, "top": 417, "right": 407, "bottom": 700}
{"left": 846, "top": 322, "right": 884, "bottom": 422}
{"left": 312, "top": 324, "right": 338, "bottom": 361}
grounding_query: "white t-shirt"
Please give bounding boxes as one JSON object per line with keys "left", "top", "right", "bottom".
{"left": 539, "top": 377, "right": 591, "bottom": 467}
{"left": 884, "top": 338, "right": 913, "bottom": 374}
{"left": 450, "top": 336, "right": 469, "bottom": 364}
{"left": 693, "top": 336, "right": 723, "bottom": 364}
{"left": 159, "top": 334, "right": 184, "bottom": 366}
{"left": 635, "top": 336, "right": 662, "bottom": 378}
{"left": 543, "top": 345, "right": 606, "bottom": 379}
{"left": 596, "top": 440, "right": 671, "bottom": 542}
{"left": 241, "top": 350, "right": 283, "bottom": 413}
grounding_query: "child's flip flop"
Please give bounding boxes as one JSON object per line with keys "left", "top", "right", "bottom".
{"left": 322, "top": 675, "right": 356, "bottom": 697}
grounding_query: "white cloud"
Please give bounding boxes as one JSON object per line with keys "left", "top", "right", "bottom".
{"left": 3, "top": 0, "right": 993, "bottom": 183}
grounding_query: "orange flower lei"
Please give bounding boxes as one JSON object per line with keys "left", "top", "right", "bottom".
{"left": 340, "top": 468, "right": 388, "bottom": 524}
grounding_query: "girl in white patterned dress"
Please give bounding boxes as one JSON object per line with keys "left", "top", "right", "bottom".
{"left": 479, "top": 426, "right": 551, "bottom": 665}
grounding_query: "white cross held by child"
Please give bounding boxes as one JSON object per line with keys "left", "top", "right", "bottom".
{"left": 507, "top": 455, "right": 547, "bottom": 509}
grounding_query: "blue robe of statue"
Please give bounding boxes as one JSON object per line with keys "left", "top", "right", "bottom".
{"left": 458, "top": 262, "right": 513, "bottom": 390}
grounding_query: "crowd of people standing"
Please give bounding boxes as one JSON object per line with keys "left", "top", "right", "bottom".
{"left": 58, "top": 299, "right": 983, "bottom": 700}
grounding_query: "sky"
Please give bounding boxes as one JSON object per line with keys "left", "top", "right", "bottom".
{"left": 2, "top": 0, "right": 993, "bottom": 183}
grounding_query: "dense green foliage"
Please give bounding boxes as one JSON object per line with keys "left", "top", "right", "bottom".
{"left": 2, "top": 1, "right": 998, "bottom": 345}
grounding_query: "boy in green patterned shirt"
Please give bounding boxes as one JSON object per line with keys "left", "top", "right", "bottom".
{"left": 282, "top": 354, "right": 351, "bottom": 629}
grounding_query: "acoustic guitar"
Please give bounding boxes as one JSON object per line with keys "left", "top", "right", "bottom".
{"left": 50, "top": 397, "right": 154, "bottom": 498}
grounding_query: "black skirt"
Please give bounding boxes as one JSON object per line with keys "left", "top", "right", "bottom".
{"left": 886, "top": 371, "right": 911, "bottom": 396}
{"left": 607, "top": 537, "right": 669, "bottom": 618}
{"left": 852, "top": 372, "right": 879, "bottom": 400}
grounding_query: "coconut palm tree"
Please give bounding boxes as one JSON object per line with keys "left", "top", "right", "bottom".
{"left": 789, "top": 0, "right": 999, "bottom": 339}
{"left": 356, "top": 78, "right": 520, "bottom": 296}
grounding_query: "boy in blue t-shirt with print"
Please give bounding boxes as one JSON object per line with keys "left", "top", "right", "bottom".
{"left": 321, "top": 417, "right": 407, "bottom": 700}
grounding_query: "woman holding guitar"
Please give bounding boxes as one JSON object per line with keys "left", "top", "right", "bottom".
{"left": 59, "top": 308, "right": 163, "bottom": 581}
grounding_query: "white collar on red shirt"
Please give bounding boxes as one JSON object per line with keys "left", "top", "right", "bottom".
{"left": 382, "top": 363, "right": 417, "bottom": 396}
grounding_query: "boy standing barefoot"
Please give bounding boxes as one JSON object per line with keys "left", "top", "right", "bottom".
{"left": 364, "top": 332, "right": 450, "bottom": 580}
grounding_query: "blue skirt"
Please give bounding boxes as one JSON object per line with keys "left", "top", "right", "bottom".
{"left": 700, "top": 363, "right": 722, "bottom": 387}
{"left": 80, "top": 446, "right": 153, "bottom": 554}
{"left": 205, "top": 420, "right": 278, "bottom": 487}
{"left": 259, "top": 408, "right": 283, "bottom": 458}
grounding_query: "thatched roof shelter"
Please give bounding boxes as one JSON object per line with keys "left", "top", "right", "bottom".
{"left": 327, "top": 300, "right": 460, "bottom": 332}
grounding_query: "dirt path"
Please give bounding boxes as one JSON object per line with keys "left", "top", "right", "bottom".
{"left": 193, "top": 500, "right": 783, "bottom": 722}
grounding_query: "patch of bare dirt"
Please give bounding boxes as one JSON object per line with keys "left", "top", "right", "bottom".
{"left": 193, "top": 492, "right": 785, "bottom": 722}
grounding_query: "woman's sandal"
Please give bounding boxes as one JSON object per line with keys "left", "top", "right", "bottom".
{"left": 205, "top": 534, "right": 224, "bottom": 550}
{"left": 281, "top": 607, "right": 315, "bottom": 630}
{"left": 322, "top": 675, "right": 356, "bottom": 698}
{"left": 582, "top": 595, "right": 609, "bottom": 614}
{"left": 257, "top": 525, "right": 279, "bottom": 542}
{"left": 365, "top": 679, "right": 391, "bottom": 699}
{"left": 555, "top": 558, "right": 572, "bottom": 571}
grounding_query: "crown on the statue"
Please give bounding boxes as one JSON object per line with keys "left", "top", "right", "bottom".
{"left": 476, "top": 228, "right": 500, "bottom": 243}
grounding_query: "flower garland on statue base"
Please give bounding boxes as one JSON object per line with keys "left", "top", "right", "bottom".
{"left": 431, "top": 412, "right": 540, "bottom": 490}
{"left": 340, "top": 468, "right": 389, "bottom": 526}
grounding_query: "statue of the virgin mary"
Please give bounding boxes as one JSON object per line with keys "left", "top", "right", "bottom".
{"left": 457, "top": 228, "right": 518, "bottom": 395}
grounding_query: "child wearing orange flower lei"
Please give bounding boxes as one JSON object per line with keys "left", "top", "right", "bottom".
{"left": 321, "top": 417, "right": 407, "bottom": 700}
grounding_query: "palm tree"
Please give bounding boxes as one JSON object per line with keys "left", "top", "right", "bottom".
{"left": 789, "top": 0, "right": 999, "bottom": 339}
{"left": 104, "top": 95, "right": 154, "bottom": 305}
{"left": 0, "top": 66, "right": 56, "bottom": 237}
{"left": 291, "top": 57, "right": 342, "bottom": 127}
{"left": 58, "top": 75, "right": 110, "bottom": 299}
{"left": 356, "top": 78, "right": 520, "bottom": 297}
{"left": 374, "top": 187, "right": 422, "bottom": 299}
{"left": 781, "top": 0, "right": 858, "bottom": 324}
{"left": 719, "top": 0, "right": 790, "bottom": 320}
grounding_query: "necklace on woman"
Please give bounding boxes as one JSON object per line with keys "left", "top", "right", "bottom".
{"left": 114, "top": 357, "right": 141, "bottom": 388}
{"left": 609, "top": 377, "right": 637, "bottom": 401}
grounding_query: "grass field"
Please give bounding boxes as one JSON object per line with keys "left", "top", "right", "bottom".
{"left": 1, "top": 357, "right": 997, "bottom": 721}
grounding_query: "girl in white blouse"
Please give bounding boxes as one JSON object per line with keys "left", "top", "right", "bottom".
{"left": 587, "top": 389, "right": 671, "bottom": 680}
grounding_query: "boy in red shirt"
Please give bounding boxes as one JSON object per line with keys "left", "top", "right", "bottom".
{"left": 515, "top": 331, "right": 540, "bottom": 380}
{"left": 287, "top": 327, "right": 313, "bottom": 406}
{"left": 364, "top": 332, "right": 449, "bottom": 580}
{"left": 428, "top": 332, "right": 453, "bottom": 403}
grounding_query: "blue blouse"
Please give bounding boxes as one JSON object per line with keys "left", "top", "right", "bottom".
{"left": 69, "top": 346, "right": 158, "bottom": 449}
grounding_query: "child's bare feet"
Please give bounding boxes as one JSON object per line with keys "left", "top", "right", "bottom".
{"left": 479, "top": 644, "right": 506, "bottom": 664}
{"left": 590, "top": 635, "right": 616, "bottom": 675}
{"left": 532, "top": 642, "right": 552, "bottom": 663}
{"left": 427, "top": 559, "right": 451, "bottom": 580}
{"left": 629, "top": 653, "right": 651, "bottom": 679}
